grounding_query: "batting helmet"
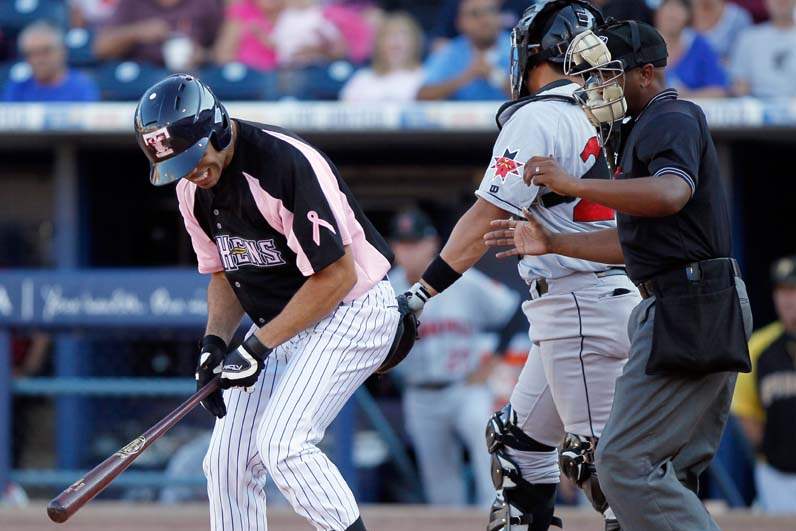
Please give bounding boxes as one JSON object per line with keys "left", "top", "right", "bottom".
{"left": 134, "top": 74, "right": 232, "bottom": 186}
{"left": 510, "top": 0, "right": 604, "bottom": 99}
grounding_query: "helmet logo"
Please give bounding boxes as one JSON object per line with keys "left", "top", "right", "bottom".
{"left": 142, "top": 126, "right": 174, "bottom": 159}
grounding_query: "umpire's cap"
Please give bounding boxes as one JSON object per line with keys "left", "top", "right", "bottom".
{"left": 772, "top": 256, "right": 796, "bottom": 287}
{"left": 598, "top": 20, "right": 668, "bottom": 71}
{"left": 134, "top": 74, "right": 232, "bottom": 186}
{"left": 390, "top": 209, "right": 438, "bottom": 242}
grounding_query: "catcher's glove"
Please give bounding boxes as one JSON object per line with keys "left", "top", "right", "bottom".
{"left": 376, "top": 294, "right": 419, "bottom": 374}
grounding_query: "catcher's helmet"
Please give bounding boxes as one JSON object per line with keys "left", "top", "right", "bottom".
{"left": 134, "top": 74, "right": 232, "bottom": 186}
{"left": 510, "top": 0, "right": 603, "bottom": 99}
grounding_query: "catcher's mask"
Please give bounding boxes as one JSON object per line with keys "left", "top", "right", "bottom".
{"left": 564, "top": 29, "right": 627, "bottom": 131}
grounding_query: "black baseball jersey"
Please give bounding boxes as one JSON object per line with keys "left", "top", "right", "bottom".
{"left": 755, "top": 331, "right": 796, "bottom": 473}
{"left": 177, "top": 120, "right": 393, "bottom": 325}
{"left": 614, "top": 89, "right": 732, "bottom": 282}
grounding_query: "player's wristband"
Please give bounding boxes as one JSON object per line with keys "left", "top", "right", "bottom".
{"left": 421, "top": 256, "right": 462, "bottom": 294}
{"left": 201, "top": 334, "right": 227, "bottom": 353}
{"left": 241, "top": 334, "right": 273, "bottom": 361}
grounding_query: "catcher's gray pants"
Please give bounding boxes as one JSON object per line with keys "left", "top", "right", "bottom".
{"left": 596, "top": 278, "right": 752, "bottom": 531}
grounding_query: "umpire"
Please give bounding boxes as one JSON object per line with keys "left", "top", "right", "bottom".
{"left": 515, "top": 20, "right": 754, "bottom": 530}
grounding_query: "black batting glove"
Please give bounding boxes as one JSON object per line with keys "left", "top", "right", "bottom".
{"left": 220, "top": 334, "right": 273, "bottom": 390}
{"left": 196, "top": 335, "right": 227, "bottom": 419}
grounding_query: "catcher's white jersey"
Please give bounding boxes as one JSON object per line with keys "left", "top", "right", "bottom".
{"left": 475, "top": 81, "right": 619, "bottom": 282}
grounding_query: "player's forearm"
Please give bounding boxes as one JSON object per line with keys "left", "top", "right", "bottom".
{"left": 423, "top": 198, "right": 499, "bottom": 290}
{"left": 549, "top": 228, "right": 625, "bottom": 265}
{"left": 254, "top": 247, "right": 357, "bottom": 348}
{"left": 572, "top": 175, "right": 690, "bottom": 217}
{"left": 205, "top": 272, "right": 245, "bottom": 344}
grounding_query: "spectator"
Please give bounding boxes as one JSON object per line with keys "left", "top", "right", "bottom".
{"left": 388, "top": 209, "right": 520, "bottom": 507}
{"left": 730, "top": 0, "right": 796, "bottom": 97}
{"left": 271, "top": 0, "right": 348, "bottom": 66}
{"left": 595, "top": 0, "right": 655, "bottom": 25}
{"left": 69, "top": 0, "right": 120, "bottom": 29}
{"left": 429, "top": 0, "right": 526, "bottom": 50}
{"left": 733, "top": 0, "right": 770, "bottom": 22}
{"left": 417, "top": 0, "right": 509, "bottom": 101}
{"left": 340, "top": 13, "right": 424, "bottom": 101}
{"left": 94, "top": 0, "right": 222, "bottom": 69}
{"left": 732, "top": 255, "right": 796, "bottom": 513}
{"left": 692, "top": 0, "right": 752, "bottom": 61}
{"left": 655, "top": 0, "right": 730, "bottom": 97}
{"left": 213, "top": 0, "right": 282, "bottom": 71}
{"left": 2, "top": 21, "right": 99, "bottom": 102}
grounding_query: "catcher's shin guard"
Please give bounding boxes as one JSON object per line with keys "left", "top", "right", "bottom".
{"left": 559, "top": 433, "right": 608, "bottom": 514}
{"left": 486, "top": 405, "right": 562, "bottom": 531}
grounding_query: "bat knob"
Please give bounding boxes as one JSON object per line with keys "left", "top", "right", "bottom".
{"left": 47, "top": 500, "right": 69, "bottom": 523}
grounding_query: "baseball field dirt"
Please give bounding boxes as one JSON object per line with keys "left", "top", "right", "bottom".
{"left": 3, "top": 503, "right": 795, "bottom": 530}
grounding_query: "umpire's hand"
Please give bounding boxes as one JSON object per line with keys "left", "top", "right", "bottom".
{"left": 196, "top": 335, "right": 227, "bottom": 418}
{"left": 483, "top": 208, "right": 553, "bottom": 259}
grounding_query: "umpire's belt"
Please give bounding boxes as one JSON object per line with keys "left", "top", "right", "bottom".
{"left": 529, "top": 267, "right": 627, "bottom": 300}
{"left": 636, "top": 258, "right": 741, "bottom": 300}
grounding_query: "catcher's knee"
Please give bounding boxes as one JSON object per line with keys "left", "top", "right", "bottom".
{"left": 485, "top": 405, "right": 561, "bottom": 531}
{"left": 560, "top": 433, "right": 609, "bottom": 513}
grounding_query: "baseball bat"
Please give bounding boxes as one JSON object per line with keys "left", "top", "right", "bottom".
{"left": 46, "top": 377, "right": 220, "bottom": 523}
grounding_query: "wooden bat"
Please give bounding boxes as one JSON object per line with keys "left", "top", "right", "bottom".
{"left": 47, "top": 377, "right": 220, "bottom": 523}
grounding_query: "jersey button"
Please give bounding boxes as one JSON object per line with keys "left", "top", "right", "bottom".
{"left": 213, "top": 209, "right": 219, "bottom": 216}
{"left": 216, "top": 223, "right": 222, "bottom": 229}
{"left": 234, "top": 281, "right": 241, "bottom": 288}
{"left": 258, "top": 318, "right": 265, "bottom": 324}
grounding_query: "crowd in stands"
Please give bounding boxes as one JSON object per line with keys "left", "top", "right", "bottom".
{"left": 0, "top": 0, "right": 794, "bottom": 103}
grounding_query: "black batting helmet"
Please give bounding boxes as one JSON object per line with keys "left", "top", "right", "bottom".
{"left": 510, "top": 0, "right": 603, "bottom": 99}
{"left": 134, "top": 74, "right": 232, "bottom": 186}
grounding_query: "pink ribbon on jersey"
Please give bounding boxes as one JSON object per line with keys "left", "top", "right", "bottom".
{"left": 307, "top": 210, "right": 336, "bottom": 246}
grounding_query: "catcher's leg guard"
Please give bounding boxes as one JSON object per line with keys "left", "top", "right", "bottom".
{"left": 486, "top": 405, "right": 563, "bottom": 531}
{"left": 559, "top": 433, "right": 611, "bottom": 517}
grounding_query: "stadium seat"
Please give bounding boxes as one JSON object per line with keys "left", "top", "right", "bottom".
{"left": 0, "top": 60, "right": 32, "bottom": 90}
{"left": 278, "top": 61, "right": 356, "bottom": 101}
{"left": 65, "top": 27, "right": 96, "bottom": 67}
{"left": 94, "top": 61, "right": 170, "bottom": 101}
{"left": 0, "top": 0, "right": 67, "bottom": 31}
{"left": 197, "top": 63, "right": 277, "bottom": 101}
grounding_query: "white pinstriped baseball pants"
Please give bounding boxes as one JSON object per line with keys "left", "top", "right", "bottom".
{"left": 203, "top": 281, "right": 400, "bottom": 531}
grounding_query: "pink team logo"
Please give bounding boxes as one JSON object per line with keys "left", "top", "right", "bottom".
{"left": 142, "top": 126, "right": 174, "bottom": 159}
{"left": 307, "top": 211, "right": 336, "bottom": 246}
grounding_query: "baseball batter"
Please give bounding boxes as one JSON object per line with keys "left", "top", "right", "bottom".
{"left": 389, "top": 209, "right": 520, "bottom": 507}
{"left": 134, "top": 74, "right": 403, "bottom": 531}
{"left": 399, "top": 2, "right": 638, "bottom": 530}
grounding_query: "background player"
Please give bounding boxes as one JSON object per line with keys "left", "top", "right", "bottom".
{"left": 134, "top": 74, "right": 400, "bottom": 531}
{"left": 400, "top": 2, "right": 639, "bottom": 529}
{"left": 389, "top": 208, "right": 520, "bottom": 507}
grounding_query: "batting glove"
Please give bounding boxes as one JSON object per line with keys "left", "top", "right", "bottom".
{"left": 220, "top": 334, "right": 273, "bottom": 390}
{"left": 402, "top": 282, "right": 431, "bottom": 317}
{"left": 196, "top": 335, "right": 227, "bottom": 419}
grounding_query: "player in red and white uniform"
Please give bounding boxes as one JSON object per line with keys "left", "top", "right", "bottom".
{"left": 398, "top": 2, "right": 637, "bottom": 530}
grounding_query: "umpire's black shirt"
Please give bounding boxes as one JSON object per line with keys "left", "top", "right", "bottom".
{"left": 615, "top": 89, "right": 731, "bottom": 282}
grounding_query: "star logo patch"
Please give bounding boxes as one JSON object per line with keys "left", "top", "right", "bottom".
{"left": 491, "top": 149, "right": 524, "bottom": 182}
